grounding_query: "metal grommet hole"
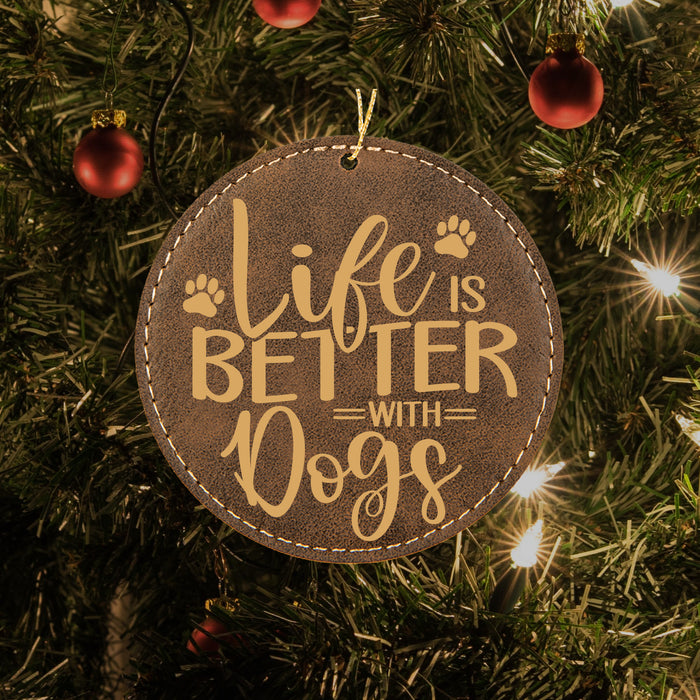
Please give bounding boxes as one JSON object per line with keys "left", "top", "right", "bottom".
{"left": 340, "top": 154, "right": 357, "bottom": 170}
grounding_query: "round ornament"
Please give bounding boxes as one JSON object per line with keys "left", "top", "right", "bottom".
{"left": 187, "top": 617, "right": 236, "bottom": 655}
{"left": 136, "top": 136, "right": 563, "bottom": 563}
{"left": 73, "top": 110, "right": 144, "bottom": 198}
{"left": 253, "top": 0, "right": 321, "bottom": 28}
{"left": 528, "top": 33, "right": 604, "bottom": 129}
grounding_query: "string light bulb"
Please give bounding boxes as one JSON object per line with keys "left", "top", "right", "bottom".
{"left": 676, "top": 415, "right": 700, "bottom": 448}
{"left": 489, "top": 520, "right": 544, "bottom": 612}
{"left": 511, "top": 520, "right": 543, "bottom": 568}
{"left": 511, "top": 461, "right": 565, "bottom": 498}
{"left": 630, "top": 259, "right": 681, "bottom": 297}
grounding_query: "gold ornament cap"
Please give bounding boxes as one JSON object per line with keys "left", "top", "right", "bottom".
{"left": 205, "top": 597, "right": 239, "bottom": 614}
{"left": 545, "top": 33, "right": 585, "bottom": 55}
{"left": 91, "top": 109, "right": 127, "bottom": 128}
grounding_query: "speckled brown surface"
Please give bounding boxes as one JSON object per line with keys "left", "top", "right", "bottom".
{"left": 135, "top": 136, "right": 564, "bottom": 563}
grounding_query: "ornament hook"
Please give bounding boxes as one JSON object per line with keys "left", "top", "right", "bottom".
{"left": 101, "top": 0, "right": 127, "bottom": 99}
{"left": 206, "top": 545, "right": 238, "bottom": 613}
{"left": 213, "top": 545, "right": 230, "bottom": 598}
{"left": 344, "top": 88, "right": 378, "bottom": 166}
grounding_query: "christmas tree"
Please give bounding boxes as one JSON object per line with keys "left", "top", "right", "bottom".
{"left": 1, "top": 0, "right": 699, "bottom": 697}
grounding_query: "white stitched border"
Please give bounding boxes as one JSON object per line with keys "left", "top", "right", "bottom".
{"left": 142, "top": 144, "right": 558, "bottom": 553}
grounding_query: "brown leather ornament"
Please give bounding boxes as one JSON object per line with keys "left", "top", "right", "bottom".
{"left": 135, "top": 136, "right": 564, "bottom": 563}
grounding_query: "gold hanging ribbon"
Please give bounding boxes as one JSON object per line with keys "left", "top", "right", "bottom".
{"left": 346, "top": 88, "right": 378, "bottom": 162}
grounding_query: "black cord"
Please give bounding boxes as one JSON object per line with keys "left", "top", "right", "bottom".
{"left": 149, "top": 0, "right": 195, "bottom": 220}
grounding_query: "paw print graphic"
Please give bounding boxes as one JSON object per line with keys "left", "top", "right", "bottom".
{"left": 182, "top": 274, "right": 225, "bottom": 317}
{"left": 434, "top": 215, "right": 477, "bottom": 259}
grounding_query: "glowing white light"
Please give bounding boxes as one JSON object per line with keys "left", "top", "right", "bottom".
{"left": 611, "top": 0, "right": 634, "bottom": 7}
{"left": 631, "top": 259, "right": 681, "bottom": 297}
{"left": 511, "top": 520, "right": 543, "bottom": 568}
{"left": 547, "top": 461, "right": 565, "bottom": 476}
{"left": 511, "top": 470, "right": 548, "bottom": 498}
{"left": 511, "top": 461, "right": 565, "bottom": 498}
{"left": 676, "top": 415, "right": 700, "bottom": 448}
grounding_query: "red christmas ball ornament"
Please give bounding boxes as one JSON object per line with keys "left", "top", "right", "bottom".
{"left": 528, "top": 33, "right": 604, "bottom": 129}
{"left": 73, "top": 109, "right": 143, "bottom": 198}
{"left": 253, "top": 0, "right": 321, "bottom": 28}
{"left": 187, "top": 617, "right": 236, "bottom": 655}
{"left": 187, "top": 598, "right": 246, "bottom": 656}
